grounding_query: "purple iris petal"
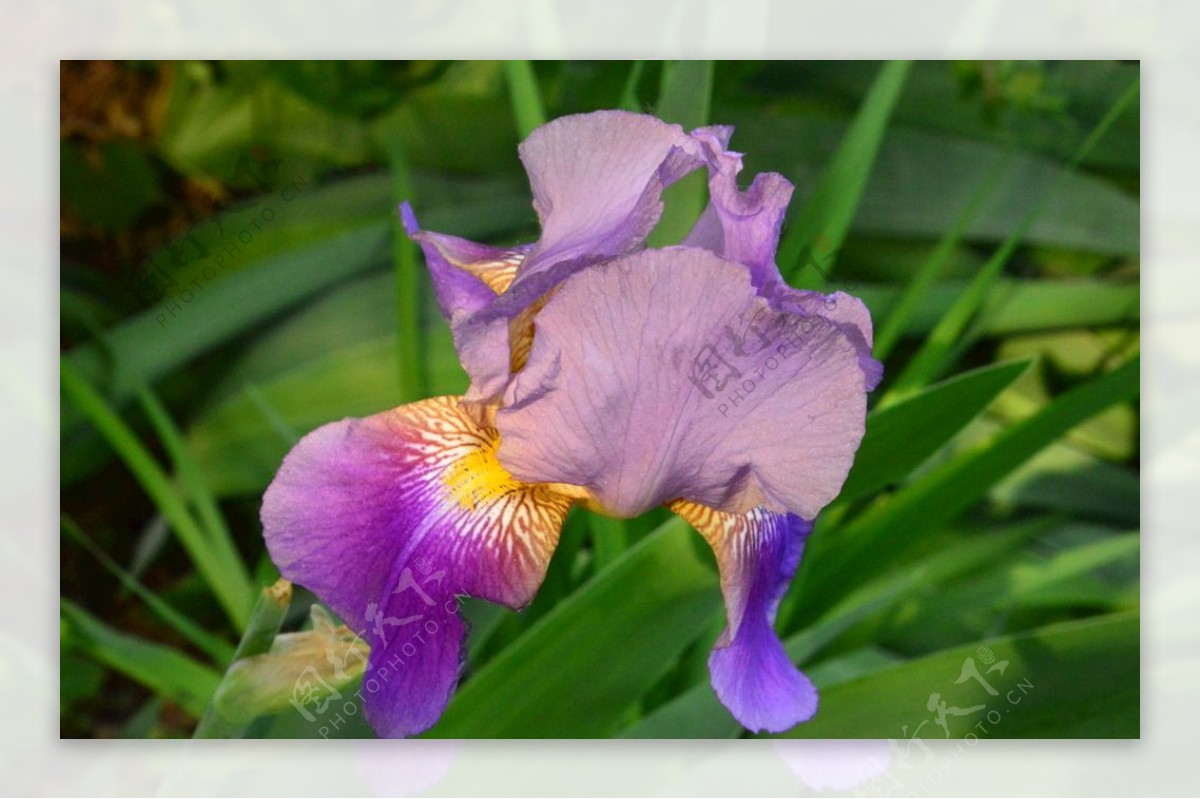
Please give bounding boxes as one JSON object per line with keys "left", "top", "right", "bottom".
{"left": 683, "top": 132, "right": 794, "bottom": 281}
{"left": 403, "top": 111, "right": 730, "bottom": 404}
{"left": 672, "top": 501, "right": 816, "bottom": 733}
{"left": 495, "top": 246, "right": 869, "bottom": 520}
{"left": 517, "top": 111, "right": 704, "bottom": 276}
{"left": 686, "top": 135, "right": 882, "bottom": 390}
{"left": 400, "top": 203, "right": 527, "bottom": 318}
{"left": 268, "top": 111, "right": 880, "bottom": 738}
{"left": 261, "top": 396, "right": 572, "bottom": 737}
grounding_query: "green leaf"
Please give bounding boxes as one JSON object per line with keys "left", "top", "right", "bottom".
{"left": 60, "top": 516, "right": 236, "bottom": 665}
{"left": 728, "top": 114, "right": 1138, "bottom": 258}
{"left": 777, "top": 60, "right": 912, "bottom": 287}
{"left": 73, "top": 313, "right": 257, "bottom": 624}
{"left": 504, "top": 60, "right": 548, "bottom": 139}
{"left": 885, "top": 78, "right": 1139, "bottom": 398}
{"left": 370, "top": 68, "right": 519, "bottom": 173}
{"left": 774, "top": 611, "right": 1138, "bottom": 738}
{"left": 798, "top": 354, "right": 1140, "bottom": 622}
{"left": 873, "top": 153, "right": 1008, "bottom": 360}
{"left": 63, "top": 171, "right": 530, "bottom": 449}
{"left": 195, "top": 271, "right": 401, "bottom": 408}
{"left": 619, "top": 61, "right": 647, "bottom": 112}
{"left": 385, "top": 139, "right": 427, "bottom": 403}
{"left": 871, "top": 520, "right": 1125, "bottom": 653}
{"left": 61, "top": 600, "right": 222, "bottom": 719}
{"left": 1008, "top": 531, "right": 1138, "bottom": 609}
{"left": 66, "top": 223, "right": 387, "bottom": 408}
{"left": 648, "top": 60, "right": 714, "bottom": 247}
{"left": 990, "top": 435, "right": 1139, "bottom": 526}
{"left": 60, "top": 362, "right": 254, "bottom": 628}
{"left": 124, "top": 364, "right": 256, "bottom": 623}
{"left": 839, "top": 358, "right": 1033, "bottom": 505}
{"left": 654, "top": 60, "right": 714, "bottom": 131}
{"left": 61, "top": 139, "right": 162, "bottom": 231}
{"left": 157, "top": 66, "right": 372, "bottom": 179}
{"left": 187, "top": 328, "right": 466, "bottom": 497}
{"left": 767, "top": 61, "right": 1139, "bottom": 173}
{"left": 427, "top": 517, "right": 721, "bottom": 737}
{"left": 856, "top": 278, "right": 1139, "bottom": 337}
{"left": 587, "top": 511, "right": 629, "bottom": 573}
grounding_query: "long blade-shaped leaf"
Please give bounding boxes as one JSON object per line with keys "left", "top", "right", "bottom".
{"left": 873, "top": 153, "right": 1008, "bottom": 360}
{"left": 773, "top": 611, "right": 1138, "bottom": 738}
{"left": 778, "top": 60, "right": 912, "bottom": 288}
{"left": 798, "top": 354, "right": 1139, "bottom": 622}
{"left": 386, "top": 139, "right": 427, "bottom": 402}
{"left": 428, "top": 517, "right": 721, "bottom": 738}
{"left": 61, "top": 362, "right": 253, "bottom": 628}
{"left": 61, "top": 600, "right": 223, "bottom": 719}
{"left": 648, "top": 60, "right": 714, "bottom": 247}
{"left": 60, "top": 516, "right": 236, "bottom": 665}
{"left": 885, "top": 78, "right": 1140, "bottom": 399}
{"left": 504, "top": 60, "right": 548, "bottom": 139}
{"left": 839, "top": 358, "right": 1033, "bottom": 506}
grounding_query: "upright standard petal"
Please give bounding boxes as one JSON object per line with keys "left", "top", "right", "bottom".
{"left": 517, "top": 111, "right": 705, "bottom": 278}
{"left": 683, "top": 133, "right": 794, "bottom": 282}
{"left": 686, "top": 136, "right": 882, "bottom": 390}
{"left": 670, "top": 500, "right": 816, "bottom": 733}
{"left": 496, "top": 247, "right": 869, "bottom": 520}
{"left": 458, "top": 112, "right": 717, "bottom": 404}
{"left": 261, "top": 396, "right": 573, "bottom": 737}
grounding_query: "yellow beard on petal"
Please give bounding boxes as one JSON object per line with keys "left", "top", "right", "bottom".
{"left": 442, "top": 433, "right": 522, "bottom": 511}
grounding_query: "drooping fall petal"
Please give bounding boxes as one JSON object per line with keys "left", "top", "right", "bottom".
{"left": 261, "top": 396, "right": 573, "bottom": 737}
{"left": 670, "top": 500, "right": 816, "bottom": 733}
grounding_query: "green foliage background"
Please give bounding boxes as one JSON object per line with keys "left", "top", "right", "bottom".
{"left": 60, "top": 60, "right": 1139, "bottom": 739}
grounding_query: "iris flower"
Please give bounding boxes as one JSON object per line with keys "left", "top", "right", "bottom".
{"left": 262, "top": 111, "right": 881, "bottom": 739}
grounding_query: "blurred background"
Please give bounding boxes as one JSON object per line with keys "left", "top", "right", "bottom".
{"left": 60, "top": 60, "right": 1139, "bottom": 739}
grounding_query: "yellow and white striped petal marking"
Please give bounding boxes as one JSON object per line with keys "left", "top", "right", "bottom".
{"left": 668, "top": 498, "right": 817, "bottom": 732}
{"left": 391, "top": 396, "right": 574, "bottom": 607}
{"left": 668, "top": 499, "right": 788, "bottom": 634}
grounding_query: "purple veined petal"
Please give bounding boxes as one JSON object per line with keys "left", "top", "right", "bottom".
{"left": 261, "top": 396, "right": 573, "bottom": 737}
{"left": 775, "top": 286, "right": 883, "bottom": 391}
{"left": 400, "top": 202, "right": 529, "bottom": 319}
{"left": 515, "top": 110, "right": 706, "bottom": 282}
{"left": 454, "top": 112, "right": 720, "bottom": 404}
{"left": 683, "top": 136, "right": 794, "bottom": 283}
{"left": 671, "top": 500, "right": 817, "bottom": 733}
{"left": 495, "top": 246, "right": 870, "bottom": 520}
{"left": 402, "top": 113, "right": 724, "bottom": 407}
{"left": 684, "top": 136, "right": 882, "bottom": 390}
{"left": 399, "top": 203, "right": 536, "bottom": 409}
